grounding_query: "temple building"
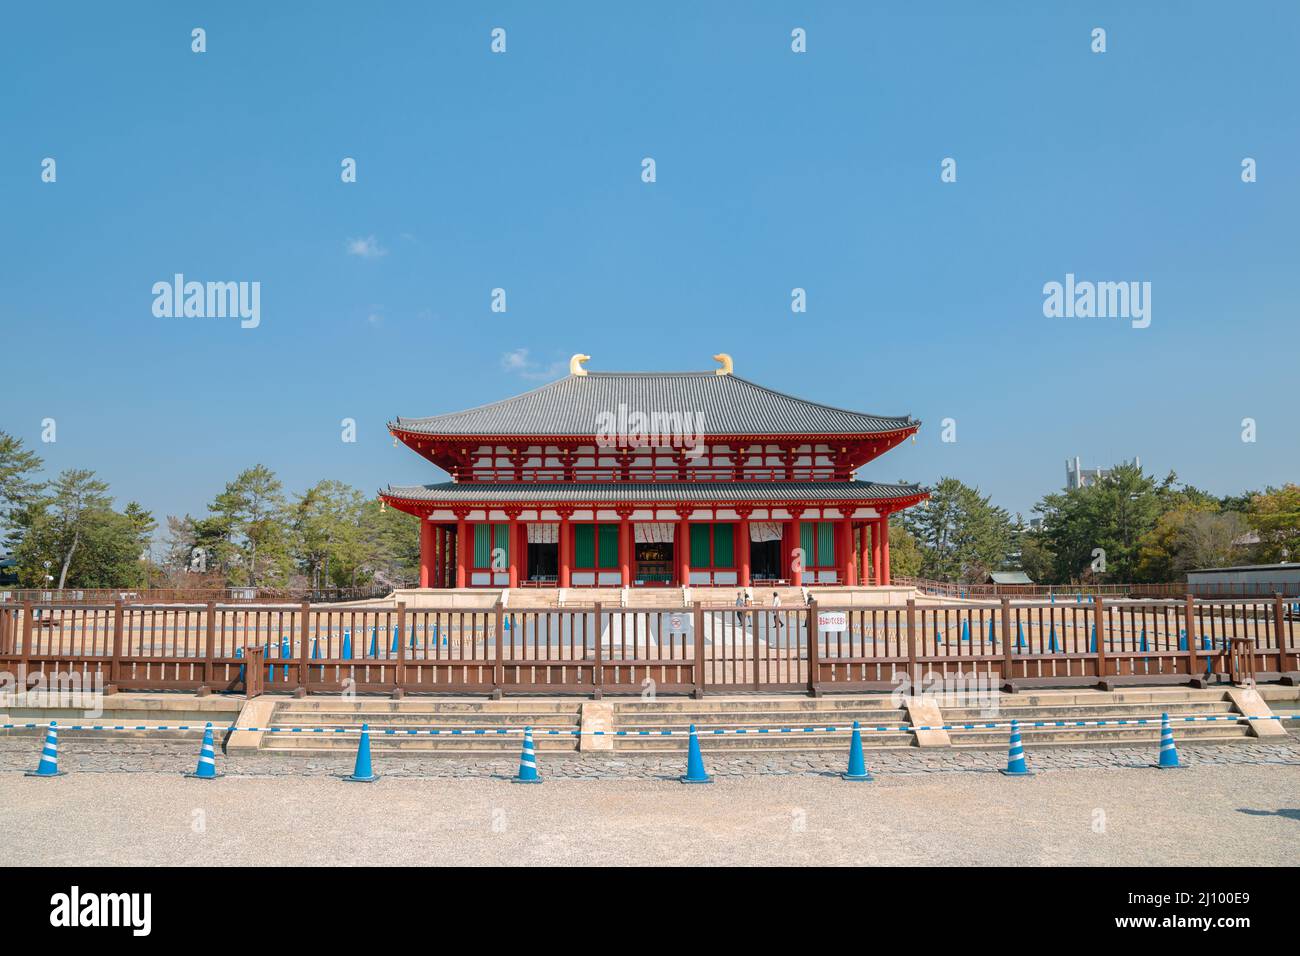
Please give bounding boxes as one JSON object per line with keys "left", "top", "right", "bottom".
{"left": 380, "top": 354, "right": 928, "bottom": 589}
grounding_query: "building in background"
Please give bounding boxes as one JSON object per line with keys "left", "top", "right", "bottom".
{"left": 1065, "top": 455, "right": 1141, "bottom": 490}
{"left": 1186, "top": 563, "right": 1300, "bottom": 598}
{"left": 381, "top": 354, "right": 929, "bottom": 589}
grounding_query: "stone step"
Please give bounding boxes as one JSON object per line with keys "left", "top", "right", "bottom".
{"left": 614, "top": 713, "right": 910, "bottom": 731}
{"left": 613, "top": 697, "right": 902, "bottom": 714}
{"left": 260, "top": 735, "right": 577, "bottom": 754}
{"left": 950, "top": 724, "right": 1252, "bottom": 747}
{"left": 939, "top": 702, "right": 1230, "bottom": 720}
{"left": 270, "top": 712, "right": 579, "bottom": 728}
{"left": 272, "top": 699, "right": 582, "bottom": 714}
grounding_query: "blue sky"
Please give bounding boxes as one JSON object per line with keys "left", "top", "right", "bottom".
{"left": 3, "top": 2, "right": 1297, "bottom": 527}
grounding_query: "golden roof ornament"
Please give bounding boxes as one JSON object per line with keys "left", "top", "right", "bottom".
{"left": 570, "top": 353, "right": 591, "bottom": 376}
{"left": 712, "top": 353, "right": 733, "bottom": 375}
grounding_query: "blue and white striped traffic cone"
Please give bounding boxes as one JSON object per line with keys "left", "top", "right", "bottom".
{"left": 1156, "top": 712, "right": 1183, "bottom": 769}
{"left": 345, "top": 723, "right": 378, "bottom": 782}
{"left": 185, "top": 722, "right": 221, "bottom": 779}
{"left": 999, "top": 719, "right": 1033, "bottom": 777}
{"left": 512, "top": 726, "right": 542, "bottom": 784}
{"left": 680, "top": 724, "right": 713, "bottom": 784}
{"left": 26, "top": 721, "right": 65, "bottom": 777}
{"left": 841, "top": 721, "right": 873, "bottom": 782}
{"left": 961, "top": 619, "right": 970, "bottom": 642}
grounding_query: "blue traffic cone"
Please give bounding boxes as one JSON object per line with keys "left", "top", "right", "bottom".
{"left": 236, "top": 646, "right": 245, "bottom": 682}
{"left": 265, "top": 641, "right": 274, "bottom": 682}
{"left": 281, "top": 635, "right": 291, "bottom": 675}
{"left": 512, "top": 726, "right": 542, "bottom": 784}
{"left": 999, "top": 719, "right": 1033, "bottom": 776}
{"left": 1089, "top": 624, "right": 1096, "bottom": 653}
{"left": 988, "top": 617, "right": 997, "bottom": 648}
{"left": 961, "top": 619, "right": 970, "bottom": 642}
{"left": 390, "top": 623, "right": 399, "bottom": 654}
{"left": 367, "top": 627, "right": 377, "bottom": 658}
{"left": 26, "top": 721, "right": 65, "bottom": 777}
{"left": 1015, "top": 622, "right": 1026, "bottom": 652}
{"left": 1076, "top": 592, "right": 1081, "bottom": 604}
{"left": 185, "top": 722, "right": 221, "bottom": 779}
{"left": 345, "top": 724, "right": 378, "bottom": 782}
{"left": 680, "top": 724, "right": 713, "bottom": 784}
{"left": 1139, "top": 628, "right": 1148, "bottom": 653}
{"left": 311, "top": 636, "right": 321, "bottom": 659}
{"left": 841, "top": 721, "right": 873, "bottom": 781}
{"left": 1156, "top": 713, "right": 1182, "bottom": 769}
{"left": 341, "top": 628, "right": 352, "bottom": 659}
{"left": 1048, "top": 621, "right": 1059, "bottom": 653}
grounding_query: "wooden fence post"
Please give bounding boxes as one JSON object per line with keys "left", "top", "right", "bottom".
{"left": 1093, "top": 595, "right": 1107, "bottom": 689}
{"left": 1000, "top": 597, "right": 1014, "bottom": 693}
{"left": 808, "top": 599, "right": 821, "bottom": 697}
{"left": 394, "top": 602, "right": 406, "bottom": 699}
{"left": 1273, "top": 593, "right": 1291, "bottom": 679}
{"left": 297, "top": 601, "right": 311, "bottom": 697}
{"left": 1185, "top": 595, "right": 1199, "bottom": 685}
{"left": 492, "top": 602, "right": 504, "bottom": 700}
{"left": 904, "top": 599, "right": 918, "bottom": 695}
{"left": 592, "top": 601, "right": 603, "bottom": 699}
{"left": 692, "top": 601, "right": 705, "bottom": 699}
{"left": 107, "top": 599, "right": 124, "bottom": 696}
{"left": 20, "top": 601, "right": 33, "bottom": 691}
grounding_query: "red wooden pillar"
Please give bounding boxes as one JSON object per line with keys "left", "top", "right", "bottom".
{"left": 419, "top": 518, "right": 434, "bottom": 588}
{"left": 558, "top": 512, "right": 572, "bottom": 588}
{"left": 880, "top": 514, "right": 891, "bottom": 585}
{"left": 840, "top": 515, "right": 856, "bottom": 585}
{"left": 676, "top": 512, "right": 691, "bottom": 586}
{"left": 737, "top": 513, "right": 752, "bottom": 587}
{"left": 517, "top": 520, "right": 529, "bottom": 585}
{"left": 871, "top": 517, "right": 883, "bottom": 585}
{"left": 506, "top": 513, "right": 520, "bottom": 588}
{"left": 432, "top": 525, "right": 442, "bottom": 588}
{"left": 618, "top": 513, "right": 632, "bottom": 586}
{"left": 789, "top": 512, "right": 803, "bottom": 588}
{"left": 455, "top": 515, "right": 469, "bottom": 588}
{"left": 859, "top": 523, "right": 871, "bottom": 586}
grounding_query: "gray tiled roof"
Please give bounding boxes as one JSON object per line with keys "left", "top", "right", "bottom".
{"left": 391, "top": 372, "right": 916, "bottom": 437}
{"left": 382, "top": 480, "right": 926, "bottom": 505}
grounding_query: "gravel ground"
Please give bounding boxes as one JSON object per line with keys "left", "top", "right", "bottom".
{"left": 3, "top": 760, "right": 1296, "bottom": 866}
{"left": 2, "top": 737, "right": 1297, "bottom": 865}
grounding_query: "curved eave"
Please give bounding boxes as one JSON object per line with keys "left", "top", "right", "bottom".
{"left": 379, "top": 485, "right": 930, "bottom": 518}
{"left": 387, "top": 422, "right": 922, "bottom": 469}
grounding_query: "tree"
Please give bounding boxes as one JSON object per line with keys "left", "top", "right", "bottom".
{"left": 1247, "top": 484, "right": 1300, "bottom": 563}
{"left": 1035, "top": 463, "right": 1169, "bottom": 582}
{"left": 1136, "top": 504, "right": 1247, "bottom": 580}
{"left": 206, "top": 465, "right": 290, "bottom": 587}
{"left": 0, "top": 431, "right": 44, "bottom": 539}
{"left": 903, "top": 477, "right": 1012, "bottom": 582}
{"left": 1018, "top": 528, "right": 1056, "bottom": 584}
{"left": 12, "top": 471, "right": 153, "bottom": 588}
{"left": 292, "top": 480, "right": 367, "bottom": 587}
{"left": 886, "top": 516, "right": 923, "bottom": 579}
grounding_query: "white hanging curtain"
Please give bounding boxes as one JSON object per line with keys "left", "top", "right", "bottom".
{"left": 635, "top": 522, "right": 676, "bottom": 543}
{"left": 527, "top": 522, "right": 559, "bottom": 544}
{"left": 750, "top": 521, "right": 783, "bottom": 542}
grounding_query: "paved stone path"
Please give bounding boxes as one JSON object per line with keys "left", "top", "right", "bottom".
{"left": 1, "top": 736, "right": 1296, "bottom": 778}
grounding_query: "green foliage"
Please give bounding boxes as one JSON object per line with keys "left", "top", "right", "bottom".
{"left": 0, "top": 431, "right": 44, "bottom": 539}
{"left": 902, "top": 477, "right": 1012, "bottom": 583}
{"left": 886, "top": 516, "right": 923, "bottom": 579}
{"left": 1034, "top": 464, "right": 1169, "bottom": 582}
{"left": 1247, "top": 484, "right": 1300, "bottom": 563}
{"left": 12, "top": 469, "right": 153, "bottom": 588}
{"left": 206, "top": 465, "right": 291, "bottom": 587}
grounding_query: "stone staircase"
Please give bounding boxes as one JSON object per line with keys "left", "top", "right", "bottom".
{"left": 256, "top": 698, "right": 582, "bottom": 755}
{"left": 940, "top": 688, "right": 1256, "bottom": 749}
{"left": 608, "top": 694, "right": 913, "bottom": 752}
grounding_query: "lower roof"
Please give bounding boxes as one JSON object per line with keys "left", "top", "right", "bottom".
{"left": 381, "top": 480, "right": 927, "bottom": 508}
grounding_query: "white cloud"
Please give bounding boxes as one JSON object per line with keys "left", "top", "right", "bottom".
{"left": 346, "top": 235, "right": 387, "bottom": 259}
{"left": 500, "top": 348, "right": 565, "bottom": 381}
